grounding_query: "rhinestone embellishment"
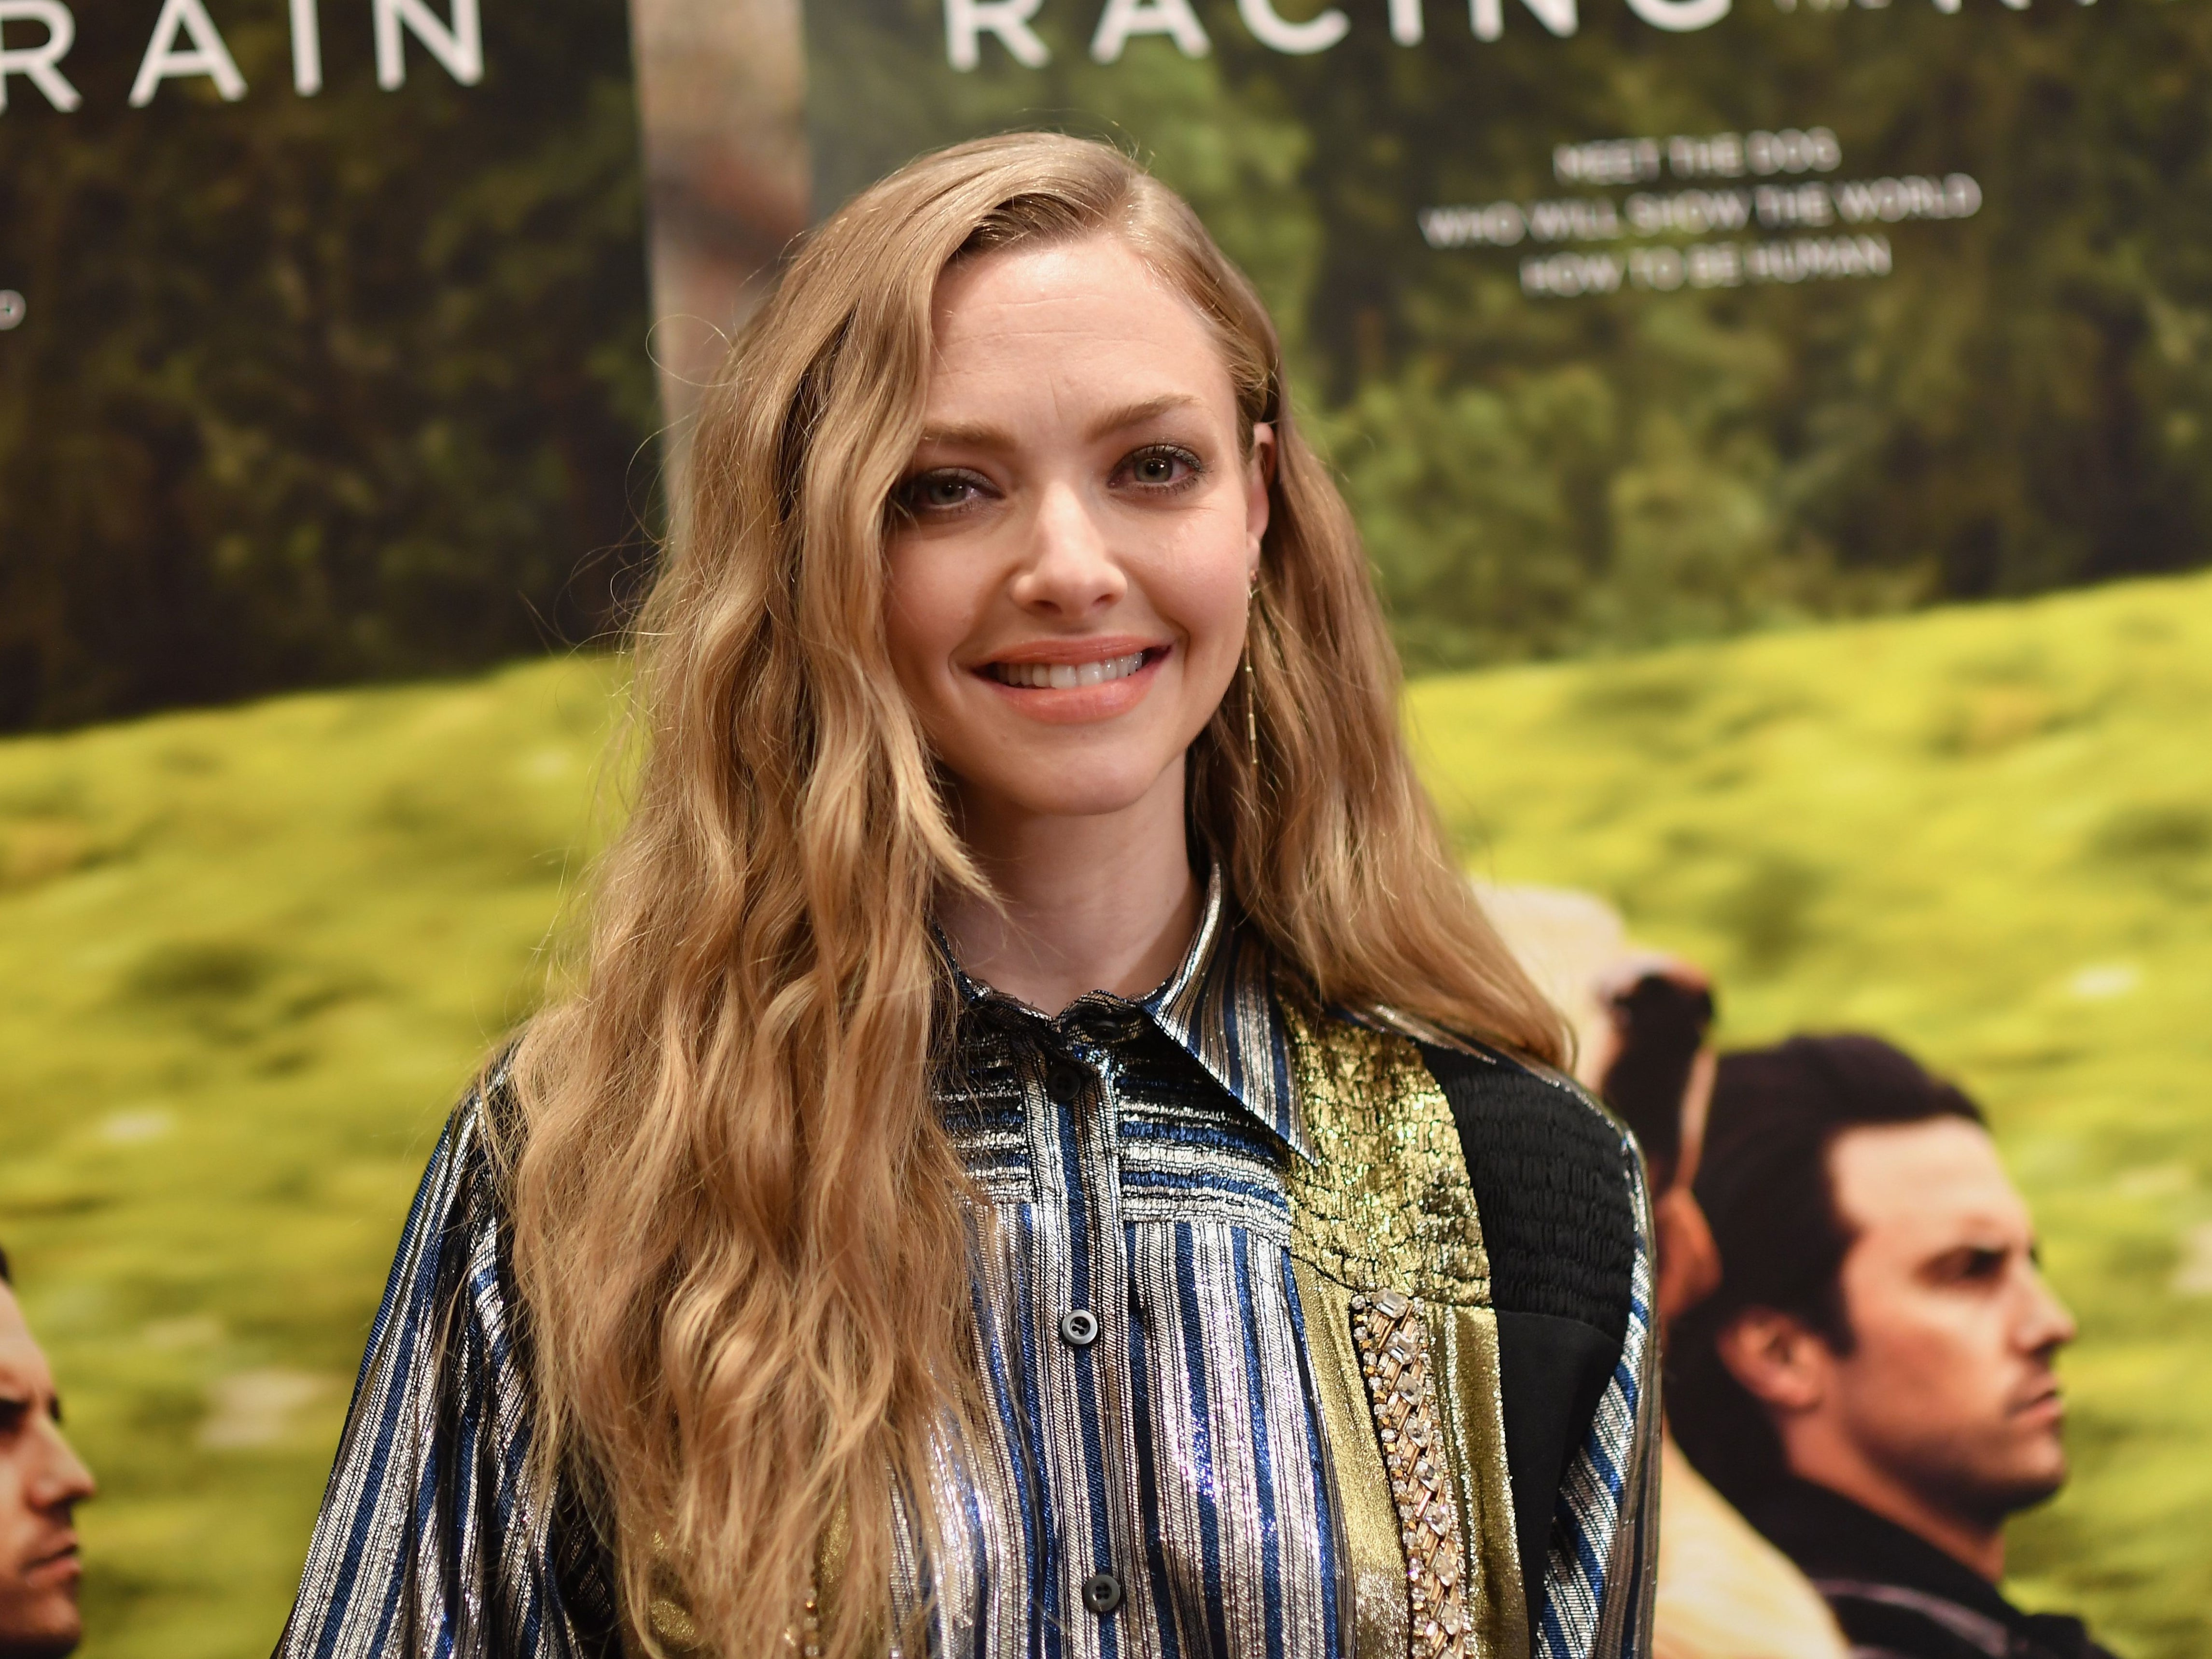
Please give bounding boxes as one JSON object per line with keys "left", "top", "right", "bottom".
{"left": 1350, "top": 1291, "right": 1469, "bottom": 1658}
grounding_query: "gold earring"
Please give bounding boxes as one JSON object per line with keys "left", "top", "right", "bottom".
{"left": 1244, "top": 582, "right": 1260, "bottom": 773}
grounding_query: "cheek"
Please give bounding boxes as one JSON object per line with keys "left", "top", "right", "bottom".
{"left": 1845, "top": 1297, "right": 2008, "bottom": 1419}
{"left": 883, "top": 546, "right": 971, "bottom": 691}
{"left": 1148, "top": 515, "right": 1255, "bottom": 660}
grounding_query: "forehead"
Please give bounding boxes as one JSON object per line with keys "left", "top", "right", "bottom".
{"left": 0, "top": 1284, "right": 53, "bottom": 1394}
{"left": 926, "top": 235, "right": 1233, "bottom": 410}
{"left": 1829, "top": 1118, "right": 2030, "bottom": 1245}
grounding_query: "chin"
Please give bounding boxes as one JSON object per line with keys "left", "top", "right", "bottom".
{"left": 982, "top": 760, "right": 1176, "bottom": 820}
{"left": 1989, "top": 1471, "right": 2067, "bottom": 1518}
{"left": 2006, "top": 1448, "right": 2070, "bottom": 1513}
{"left": 1939, "top": 1453, "right": 2068, "bottom": 1524}
{"left": 0, "top": 1615, "right": 83, "bottom": 1659}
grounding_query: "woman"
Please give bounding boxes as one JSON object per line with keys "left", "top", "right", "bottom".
{"left": 278, "top": 133, "right": 1656, "bottom": 1659}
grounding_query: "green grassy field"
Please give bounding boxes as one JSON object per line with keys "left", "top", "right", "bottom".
{"left": 1, "top": 573, "right": 2207, "bottom": 1657}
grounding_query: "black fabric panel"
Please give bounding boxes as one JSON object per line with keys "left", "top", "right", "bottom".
{"left": 1417, "top": 1042, "right": 1636, "bottom": 1342}
{"left": 1420, "top": 1040, "right": 1637, "bottom": 1644}
{"left": 1495, "top": 1309, "right": 1618, "bottom": 1609}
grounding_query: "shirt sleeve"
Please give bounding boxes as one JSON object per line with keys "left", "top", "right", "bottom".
{"left": 274, "top": 1079, "right": 619, "bottom": 1659}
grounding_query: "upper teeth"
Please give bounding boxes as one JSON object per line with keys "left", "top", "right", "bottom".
{"left": 992, "top": 652, "right": 1147, "bottom": 690}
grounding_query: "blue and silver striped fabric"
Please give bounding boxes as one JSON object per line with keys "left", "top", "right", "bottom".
{"left": 277, "top": 868, "right": 1654, "bottom": 1659}
{"left": 1535, "top": 1172, "right": 1657, "bottom": 1659}
{"left": 273, "top": 1086, "right": 616, "bottom": 1659}
{"left": 908, "top": 872, "right": 1337, "bottom": 1657}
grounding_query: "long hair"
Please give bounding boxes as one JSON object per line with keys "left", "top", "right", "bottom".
{"left": 505, "top": 131, "right": 1566, "bottom": 1659}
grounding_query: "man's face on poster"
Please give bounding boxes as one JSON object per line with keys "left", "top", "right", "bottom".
{"left": 1820, "top": 1118, "right": 2077, "bottom": 1525}
{"left": 0, "top": 1283, "right": 94, "bottom": 1659}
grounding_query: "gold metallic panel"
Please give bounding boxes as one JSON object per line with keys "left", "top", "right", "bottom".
{"left": 1277, "top": 984, "right": 1491, "bottom": 1310}
{"left": 1279, "top": 982, "right": 1531, "bottom": 1659}
{"left": 640, "top": 1532, "right": 705, "bottom": 1657}
{"left": 635, "top": 1537, "right": 825, "bottom": 1658}
{"left": 1296, "top": 1259, "right": 1413, "bottom": 1659}
{"left": 1437, "top": 1306, "right": 1528, "bottom": 1659}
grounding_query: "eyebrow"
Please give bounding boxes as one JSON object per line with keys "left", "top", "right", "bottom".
{"left": 1085, "top": 393, "right": 1205, "bottom": 440}
{"left": 914, "top": 393, "right": 1207, "bottom": 455}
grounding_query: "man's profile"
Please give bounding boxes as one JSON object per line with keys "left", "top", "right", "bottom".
{"left": 0, "top": 1247, "right": 95, "bottom": 1659}
{"left": 1670, "top": 1036, "right": 2112, "bottom": 1659}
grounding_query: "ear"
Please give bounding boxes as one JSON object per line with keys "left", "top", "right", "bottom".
{"left": 1244, "top": 422, "right": 1275, "bottom": 572}
{"left": 1715, "top": 1307, "right": 1833, "bottom": 1416}
{"left": 1653, "top": 1187, "right": 1722, "bottom": 1324}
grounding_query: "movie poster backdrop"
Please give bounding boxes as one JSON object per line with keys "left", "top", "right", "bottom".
{"left": 0, "top": 0, "right": 655, "bottom": 730}
{"left": 780, "top": 0, "right": 2212, "bottom": 1647}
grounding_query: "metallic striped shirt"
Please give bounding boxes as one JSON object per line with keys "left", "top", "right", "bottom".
{"left": 277, "top": 871, "right": 1656, "bottom": 1659}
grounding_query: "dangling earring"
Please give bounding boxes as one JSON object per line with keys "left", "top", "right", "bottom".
{"left": 1244, "top": 579, "right": 1261, "bottom": 773}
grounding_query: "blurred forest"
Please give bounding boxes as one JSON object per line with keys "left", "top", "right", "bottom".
{"left": 807, "top": 0, "right": 2212, "bottom": 670}
{"left": 0, "top": 0, "right": 656, "bottom": 731}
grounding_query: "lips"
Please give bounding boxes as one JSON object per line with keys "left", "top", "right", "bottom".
{"left": 969, "top": 638, "right": 1169, "bottom": 723}
{"left": 986, "top": 650, "right": 1149, "bottom": 690}
{"left": 2012, "top": 1382, "right": 2065, "bottom": 1426}
{"left": 22, "top": 1538, "right": 79, "bottom": 1585}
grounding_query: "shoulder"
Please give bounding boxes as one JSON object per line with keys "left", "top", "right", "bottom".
{"left": 1412, "top": 1035, "right": 1639, "bottom": 1342}
{"left": 280, "top": 1047, "right": 620, "bottom": 1657}
{"left": 1655, "top": 1439, "right": 1848, "bottom": 1659}
{"left": 1401, "top": 1026, "right": 1659, "bottom": 1640}
{"left": 364, "top": 1050, "right": 525, "bottom": 1347}
{"left": 425, "top": 1057, "right": 513, "bottom": 1204}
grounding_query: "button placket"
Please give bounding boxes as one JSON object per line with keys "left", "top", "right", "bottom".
{"left": 1050, "top": 1050, "right": 1104, "bottom": 1361}
{"left": 1054, "top": 1037, "right": 1142, "bottom": 1635}
{"left": 1046, "top": 1058, "right": 1086, "bottom": 1106}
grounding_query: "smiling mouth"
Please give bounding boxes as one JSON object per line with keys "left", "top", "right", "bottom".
{"left": 984, "top": 649, "right": 1154, "bottom": 690}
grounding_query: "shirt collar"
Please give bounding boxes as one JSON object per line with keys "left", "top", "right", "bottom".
{"left": 1747, "top": 1476, "right": 2026, "bottom": 1631}
{"left": 939, "top": 863, "right": 1311, "bottom": 1164}
{"left": 1140, "top": 865, "right": 1310, "bottom": 1163}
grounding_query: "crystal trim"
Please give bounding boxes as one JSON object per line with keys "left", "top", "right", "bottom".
{"left": 1350, "top": 1291, "right": 1470, "bottom": 1659}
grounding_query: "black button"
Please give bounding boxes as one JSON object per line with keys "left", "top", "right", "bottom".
{"left": 1046, "top": 1062, "right": 1086, "bottom": 1104}
{"left": 1058, "top": 1308, "right": 1099, "bottom": 1349}
{"left": 1078, "top": 1007, "right": 1138, "bottom": 1041}
{"left": 1081, "top": 1571, "right": 1124, "bottom": 1615}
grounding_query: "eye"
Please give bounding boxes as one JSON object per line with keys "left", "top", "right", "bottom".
{"left": 1119, "top": 444, "right": 1203, "bottom": 491}
{"left": 0, "top": 1397, "right": 27, "bottom": 1438}
{"left": 1929, "top": 1245, "right": 2009, "bottom": 1286}
{"left": 896, "top": 469, "right": 993, "bottom": 517}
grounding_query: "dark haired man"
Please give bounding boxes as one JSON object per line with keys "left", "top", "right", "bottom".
{"left": 0, "top": 1248, "right": 95, "bottom": 1659}
{"left": 1670, "top": 1036, "right": 2110, "bottom": 1659}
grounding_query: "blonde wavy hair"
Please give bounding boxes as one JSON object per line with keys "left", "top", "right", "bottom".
{"left": 506, "top": 131, "right": 1565, "bottom": 1658}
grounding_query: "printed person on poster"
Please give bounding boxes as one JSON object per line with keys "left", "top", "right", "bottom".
{"left": 0, "top": 1249, "right": 96, "bottom": 1659}
{"left": 1672, "top": 1040, "right": 2115, "bottom": 1659}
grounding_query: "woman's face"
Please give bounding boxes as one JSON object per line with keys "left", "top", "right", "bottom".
{"left": 885, "top": 233, "right": 1273, "bottom": 830}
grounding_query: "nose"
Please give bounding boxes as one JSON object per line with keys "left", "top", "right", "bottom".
{"left": 2018, "top": 1263, "right": 2077, "bottom": 1359}
{"left": 30, "top": 1415, "right": 97, "bottom": 1511}
{"left": 1008, "top": 478, "right": 1125, "bottom": 618}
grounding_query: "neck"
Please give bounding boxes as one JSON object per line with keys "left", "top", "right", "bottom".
{"left": 1785, "top": 1439, "right": 2007, "bottom": 1583}
{"left": 939, "top": 765, "right": 1201, "bottom": 1016}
